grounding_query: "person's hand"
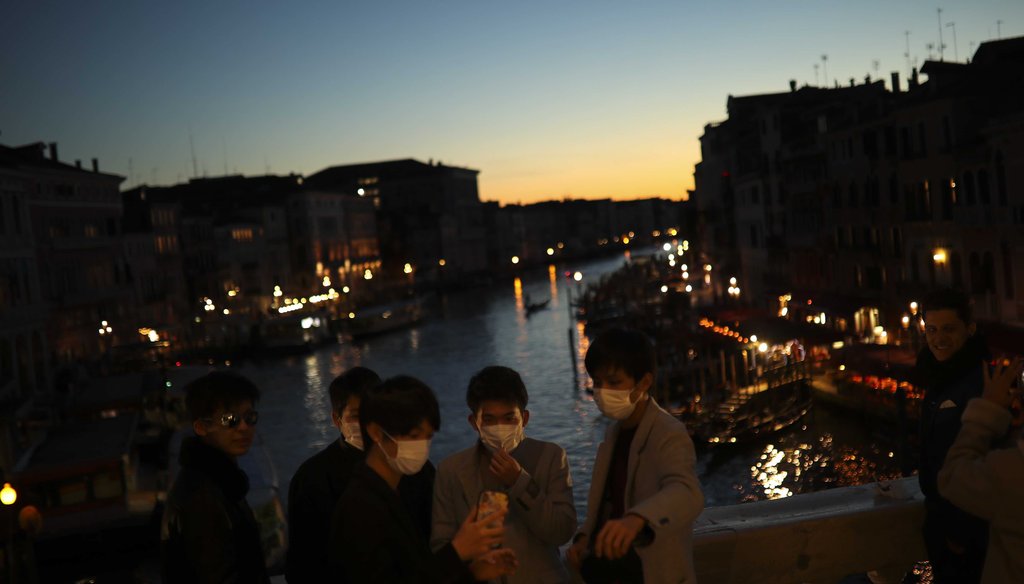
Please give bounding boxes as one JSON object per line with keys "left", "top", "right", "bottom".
{"left": 488, "top": 449, "right": 522, "bottom": 487}
{"left": 469, "top": 548, "right": 518, "bottom": 581}
{"left": 982, "top": 358, "right": 1023, "bottom": 409}
{"left": 593, "top": 514, "right": 645, "bottom": 560}
{"left": 566, "top": 534, "right": 588, "bottom": 570}
{"left": 451, "top": 504, "right": 507, "bottom": 561}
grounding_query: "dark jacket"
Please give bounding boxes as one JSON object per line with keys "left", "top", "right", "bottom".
{"left": 286, "top": 439, "right": 436, "bottom": 583}
{"left": 916, "top": 334, "right": 990, "bottom": 546}
{"left": 161, "top": 437, "right": 270, "bottom": 584}
{"left": 329, "top": 463, "right": 470, "bottom": 584}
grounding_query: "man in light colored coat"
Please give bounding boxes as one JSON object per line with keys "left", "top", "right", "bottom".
{"left": 432, "top": 366, "right": 577, "bottom": 583}
{"left": 939, "top": 358, "right": 1024, "bottom": 584}
{"left": 568, "top": 329, "right": 704, "bottom": 584}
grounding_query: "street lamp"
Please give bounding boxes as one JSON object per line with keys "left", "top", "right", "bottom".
{"left": 1, "top": 483, "right": 16, "bottom": 506}
{"left": 1, "top": 481, "right": 15, "bottom": 583}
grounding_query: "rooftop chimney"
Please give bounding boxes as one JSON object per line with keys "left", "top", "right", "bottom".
{"left": 48, "top": 142, "right": 58, "bottom": 162}
{"left": 891, "top": 72, "right": 901, "bottom": 93}
{"left": 75, "top": 159, "right": 82, "bottom": 169}
{"left": 92, "top": 158, "right": 99, "bottom": 172}
{"left": 910, "top": 67, "right": 919, "bottom": 88}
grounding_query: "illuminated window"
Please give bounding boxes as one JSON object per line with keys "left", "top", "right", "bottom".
{"left": 231, "top": 228, "right": 254, "bottom": 242}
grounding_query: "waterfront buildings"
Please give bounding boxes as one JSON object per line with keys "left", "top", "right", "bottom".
{"left": 306, "top": 159, "right": 488, "bottom": 283}
{"left": 1, "top": 146, "right": 689, "bottom": 392}
{"left": 693, "top": 36, "right": 1024, "bottom": 337}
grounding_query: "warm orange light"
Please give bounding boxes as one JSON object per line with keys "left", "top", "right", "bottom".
{"left": 1, "top": 482, "right": 16, "bottom": 505}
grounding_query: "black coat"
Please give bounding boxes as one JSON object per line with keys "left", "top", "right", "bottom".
{"left": 161, "top": 437, "right": 270, "bottom": 584}
{"left": 329, "top": 463, "right": 470, "bottom": 584}
{"left": 287, "top": 440, "right": 436, "bottom": 584}
{"left": 286, "top": 440, "right": 363, "bottom": 584}
{"left": 915, "top": 335, "right": 990, "bottom": 546}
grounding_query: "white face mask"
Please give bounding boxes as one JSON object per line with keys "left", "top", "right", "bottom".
{"left": 593, "top": 387, "right": 638, "bottom": 420}
{"left": 380, "top": 430, "right": 431, "bottom": 475}
{"left": 341, "top": 421, "right": 364, "bottom": 451}
{"left": 478, "top": 419, "right": 524, "bottom": 453}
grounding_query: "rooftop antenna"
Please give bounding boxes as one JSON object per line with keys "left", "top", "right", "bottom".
{"left": 937, "top": 8, "right": 945, "bottom": 61}
{"left": 904, "top": 31, "right": 912, "bottom": 75}
{"left": 813, "top": 63, "right": 820, "bottom": 86}
{"left": 969, "top": 40, "right": 976, "bottom": 60}
{"left": 996, "top": 20, "right": 1002, "bottom": 39}
{"left": 946, "top": 21, "right": 958, "bottom": 61}
{"left": 188, "top": 128, "right": 198, "bottom": 179}
{"left": 926, "top": 42, "right": 936, "bottom": 60}
{"left": 821, "top": 54, "right": 829, "bottom": 88}
{"left": 872, "top": 59, "right": 880, "bottom": 79}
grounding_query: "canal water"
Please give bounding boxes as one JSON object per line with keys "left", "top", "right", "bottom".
{"left": 236, "top": 250, "right": 906, "bottom": 520}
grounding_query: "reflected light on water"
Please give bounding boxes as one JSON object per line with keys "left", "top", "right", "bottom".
{"left": 548, "top": 264, "right": 559, "bottom": 306}
{"left": 575, "top": 321, "right": 591, "bottom": 391}
{"left": 302, "top": 354, "right": 332, "bottom": 444}
{"left": 740, "top": 432, "right": 903, "bottom": 502}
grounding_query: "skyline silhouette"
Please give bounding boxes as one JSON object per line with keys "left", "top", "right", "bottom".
{"left": 3, "top": 0, "right": 1020, "bottom": 203}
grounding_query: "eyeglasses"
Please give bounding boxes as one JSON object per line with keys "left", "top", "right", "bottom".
{"left": 204, "top": 410, "right": 259, "bottom": 429}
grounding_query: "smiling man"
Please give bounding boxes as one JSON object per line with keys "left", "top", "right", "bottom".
{"left": 161, "top": 371, "right": 270, "bottom": 584}
{"left": 916, "top": 289, "right": 991, "bottom": 584}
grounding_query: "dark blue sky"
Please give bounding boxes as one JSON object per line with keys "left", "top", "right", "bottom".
{"left": 3, "top": 1, "right": 1019, "bottom": 202}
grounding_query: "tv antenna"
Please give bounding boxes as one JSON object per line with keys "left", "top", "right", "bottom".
{"left": 188, "top": 128, "right": 198, "bottom": 179}
{"left": 946, "top": 22, "right": 958, "bottom": 61}
{"left": 937, "top": 8, "right": 945, "bottom": 61}
{"left": 821, "top": 54, "right": 829, "bottom": 88}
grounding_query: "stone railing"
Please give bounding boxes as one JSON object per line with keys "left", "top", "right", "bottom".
{"left": 693, "top": 477, "right": 926, "bottom": 584}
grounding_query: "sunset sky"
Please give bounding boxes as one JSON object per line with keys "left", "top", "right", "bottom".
{"left": 3, "top": 1, "right": 1020, "bottom": 204}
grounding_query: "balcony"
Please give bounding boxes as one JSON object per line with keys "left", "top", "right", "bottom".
{"left": 694, "top": 476, "right": 925, "bottom": 583}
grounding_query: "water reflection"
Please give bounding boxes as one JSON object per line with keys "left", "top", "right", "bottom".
{"left": 548, "top": 264, "right": 559, "bottom": 306}
{"left": 738, "top": 425, "right": 903, "bottom": 503}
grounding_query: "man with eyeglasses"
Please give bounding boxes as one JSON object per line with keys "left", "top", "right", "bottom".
{"left": 160, "top": 371, "right": 271, "bottom": 584}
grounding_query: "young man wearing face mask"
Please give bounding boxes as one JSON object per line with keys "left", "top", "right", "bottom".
{"left": 567, "top": 329, "right": 704, "bottom": 584}
{"left": 431, "top": 366, "right": 578, "bottom": 583}
{"left": 330, "top": 375, "right": 518, "bottom": 583}
{"left": 287, "top": 366, "right": 386, "bottom": 583}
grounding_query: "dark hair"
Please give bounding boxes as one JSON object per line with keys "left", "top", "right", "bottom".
{"left": 466, "top": 366, "right": 528, "bottom": 412}
{"left": 922, "top": 288, "right": 973, "bottom": 324}
{"left": 584, "top": 328, "right": 657, "bottom": 382}
{"left": 328, "top": 367, "right": 381, "bottom": 414}
{"left": 185, "top": 371, "right": 261, "bottom": 421}
{"left": 360, "top": 375, "right": 441, "bottom": 444}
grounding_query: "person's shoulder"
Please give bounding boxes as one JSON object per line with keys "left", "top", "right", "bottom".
{"left": 292, "top": 441, "right": 340, "bottom": 482}
{"left": 169, "top": 468, "right": 227, "bottom": 513}
{"left": 521, "top": 436, "right": 566, "bottom": 456}
{"left": 649, "top": 401, "right": 687, "bottom": 432}
{"left": 337, "top": 467, "right": 385, "bottom": 510}
{"left": 437, "top": 444, "right": 477, "bottom": 473}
